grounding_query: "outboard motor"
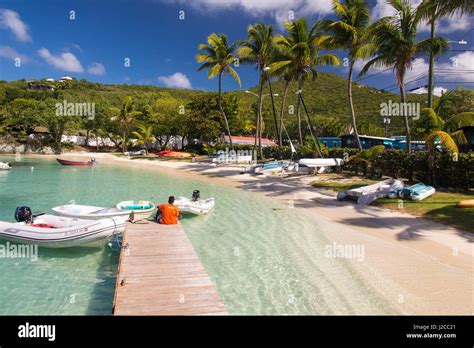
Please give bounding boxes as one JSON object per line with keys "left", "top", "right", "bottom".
{"left": 15, "top": 206, "right": 33, "bottom": 223}
{"left": 192, "top": 190, "right": 200, "bottom": 202}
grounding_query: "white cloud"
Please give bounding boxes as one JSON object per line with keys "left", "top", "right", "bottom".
{"left": 87, "top": 62, "right": 106, "bottom": 75}
{"left": 38, "top": 47, "right": 84, "bottom": 73}
{"left": 0, "top": 45, "right": 29, "bottom": 63}
{"left": 158, "top": 72, "right": 192, "bottom": 89}
{"left": 437, "top": 51, "right": 474, "bottom": 82}
{"left": 0, "top": 9, "right": 31, "bottom": 42}
{"left": 164, "top": 0, "right": 333, "bottom": 25}
{"left": 72, "top": 43, "right": 83, "bottom": 53}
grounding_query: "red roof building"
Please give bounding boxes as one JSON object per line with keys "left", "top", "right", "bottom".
{"left": 223, "top": 136, "right": 277, "bottom": 147}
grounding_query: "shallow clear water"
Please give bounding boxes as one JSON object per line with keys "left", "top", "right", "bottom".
{"left": 0, "top": 156, "right": 394, "bottom": 315}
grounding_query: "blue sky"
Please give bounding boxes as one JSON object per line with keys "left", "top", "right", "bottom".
{"left": 0, "top": 0, "right": 472, "bottom": 94}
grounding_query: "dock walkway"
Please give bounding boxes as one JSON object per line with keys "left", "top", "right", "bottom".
{"left": 113, "top": 221, "right": 227, "bottom": 315}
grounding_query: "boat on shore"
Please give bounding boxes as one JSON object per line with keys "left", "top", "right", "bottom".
{"left": 298, "top": 158, "right": 344, "bottom": 168}
{"left": 0, "top": 211, "right": 125, "bottom": 248}
{"left": 337, "top": 178, "right": 404, "bottom": 205}
{"left": 57, "top": 158, "right": 97, "bottom": 166}
{"left": 254, "top": 161, "right": 287, "bottom": 175}
{"left": 52, "top": 204, "right": 131, "bottom": 220}
{"left": 0, "top": 162, "right": 11, "bottom": 170}
{"left": 398, "top": 183, "right": 435, "bottom": 201}
{"left": 116, "top": 200, "right": 155, "bottom": 221}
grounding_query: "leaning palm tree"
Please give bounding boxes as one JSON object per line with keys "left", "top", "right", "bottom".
{"left": 319, "top": 0, "right": 373, "bottom": 152}
{"left": 415, "top": 0, "right": 473, "bottom": 108}
{"left": 196, "top": 33, "right": 241, "bottom": 150}
{"left": 359, "top": 0, "right": 449, "bottom": 153}
{"left": 111, "top": 96, "right": 142, "bottom": 153}
{"left": 274, "top": 18, "right": 341, "bottom": 145}
{"left": 237, "top": 23, "right": 274, "bottom": 159}
{"left": 131, "top": 125, "right": 155, "bottom": 155}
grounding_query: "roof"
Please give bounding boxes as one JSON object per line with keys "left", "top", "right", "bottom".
{"left": 224, "top": 136, "right": 277, "bottom": 146}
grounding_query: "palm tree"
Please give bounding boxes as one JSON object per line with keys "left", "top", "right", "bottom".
{"left": 269, "top": 42, "right": 298, "bottom": 147}
{"left": 237, "top": 23, "right": 275, "bottom": 159}
{"left": 415, "top": 0, "right": 473, "bottom": 108}
{"left": 319, "top": 0, "right": 372, "bottom": 152}
{"left": 196, "top": 33, "right": 241, "bottom": 150}
{"left": 112, "top": 96, "right": 142, "bottom": 153}
{"left": 131, "top": 125, "right": 155, "bottom": 155}
{"left": 359, "top": 0, "right": 448, "bottom": 153}
{"left": 273, "top": 18, "right": 341, "bottom": 145}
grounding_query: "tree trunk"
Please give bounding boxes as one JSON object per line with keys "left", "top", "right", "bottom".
{"left": 296, "top": 76, "right": 303, "bottom": 145}
{"left": 85, "top": 129, "right": 90, "bottom": 148}
{"left": 399, "top": 79, "right": 411, "bottom": 153}
{"left": 123, "top": 129, "right": 127, "bottom": 152}
{"left": 427, "top": 19, "right": 436, "bottom": 109}
{"left": 279, "top": 79, "right": 290, "bottom": 146}
{"left": 256, "top": 70, "right": 264, "bottom": 159}
{"left": 348, "top": 62, "right": 362, "bottom": 152}
{"left": 218, "top": 73, "right": 233, "bottom": 150}
{"left": 95, "top": 130, "right": 100, "bottom": 151}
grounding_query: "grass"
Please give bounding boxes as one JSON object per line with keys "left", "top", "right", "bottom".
{"left": 312, "top": 178, "right": 474, "bottom": 233}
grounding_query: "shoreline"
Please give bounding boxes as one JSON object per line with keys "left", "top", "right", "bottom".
{"left": 5, "top": 152, "right": 473, "bottom": 314}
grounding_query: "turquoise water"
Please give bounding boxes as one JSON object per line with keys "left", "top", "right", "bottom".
{"left": 0, "top": 156, "right": 394, "bottom": 315}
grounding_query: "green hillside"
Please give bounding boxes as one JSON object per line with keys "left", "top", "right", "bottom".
{"left": 0, "top": 73, "right": 466, "bottom": 148}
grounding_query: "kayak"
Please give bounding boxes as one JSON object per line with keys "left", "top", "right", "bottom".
{"left": 254, "top": 162, "right": 287, "bottom": 175}
{"left": 337, "top": 178, "right": 404, "bottom": 205}
{"left": 116, "top": 200, "right": 155, "bottom": 221}
{"left": 457, "top": 200, "right": 474, "bottom": 208}
{"left": 0, "top": 214, "right": 125, "bottom": 248}
{"left": 52, "top": 204, "right": 131, "bottom": 220}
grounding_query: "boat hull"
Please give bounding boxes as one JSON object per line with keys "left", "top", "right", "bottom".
{"left": 298, "top": 158, "right": 344, "bottom": 167}
{"left": 116, "top": 201, "right": 155, "bottom": 221}
{"left": 0, "top": 215, "right": 125, "bottom": 248}
{"left": 57, "top": 158, "right": 94, "bottom": 166}
{"left": 52, "top": 204, "right": 131, "bottom": 220}
{"left": 174, "top": 197, "right": 215, "bottom": 215}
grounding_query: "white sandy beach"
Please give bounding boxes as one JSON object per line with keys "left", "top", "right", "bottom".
{"left": 47, "top": 153, "right": 474, "bottom": 314}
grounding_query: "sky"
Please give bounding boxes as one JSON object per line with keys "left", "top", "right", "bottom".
{"left": 0, "top": 0, "right": 473, "bottom": 94}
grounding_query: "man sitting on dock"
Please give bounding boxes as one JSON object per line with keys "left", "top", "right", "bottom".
{"left": 155, "top": 196, "right": 180, "bottom": 225}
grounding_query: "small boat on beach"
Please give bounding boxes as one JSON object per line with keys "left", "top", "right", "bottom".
{"left": 52, "top": 204, "right": 131, "bottom": 220}
{"left": 398, "top": 183, "right": 435, "bottom": 201}
{"left": 457, "top": 200, "right": 474, "bottom": 208}
{"left": 124, "top": 149, "right": 146, "bottom": 156}
{"left": 174, "top": 190, "right": 215, "bottom": 215}
{"left": 116, "top": 200, "right": 155, "bottom": 221}
{"left": 0, "top": 207, "right": 125, "bottom": 248}
{"left": 57, "top": 158, "right": 97, "bottom": 166}
{"left": 337, "top": 178, "right": 404, "bottom": 205}
{"left": 298, "top": 158, "right": 344, "bottom": 168}
{"left": 156, "top": 150, "right": 193, "bottom": 158}
{"left": 0, "top": 162, "right": 12, "bottom": 170}
{"left": 254, "top": 161, "right": 287, "bottom": 175}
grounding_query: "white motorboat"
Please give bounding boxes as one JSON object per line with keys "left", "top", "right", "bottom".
{"left": 52, "top": 204, "right": 131, "bottom": 221}
{"left": 116, "top": 200, "right": 155, "bottom": 221}
{"left": 298, "top": 158, "right": 344, "bottom": 167}
{"left": 174, "top": 197, "right": 215, "bottom": 215}
{"left": 173, "top": 190, "right": 215, "bottom": 215}
{"left": 0, "top": 162, "right": 12, "bottom": 170}
{"left": 337, "top": 178, "right": 404, "bottom": 205}
{"left": 0, "top": 211, "right": 125, "bottom": 248}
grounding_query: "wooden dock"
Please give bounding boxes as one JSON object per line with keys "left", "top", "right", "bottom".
{"left": 112, "top": 222, "right": 227, "bottom": 315}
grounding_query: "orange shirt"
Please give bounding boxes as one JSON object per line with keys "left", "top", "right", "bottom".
{"left": 158, "top": 204, "right": 180, "bottom": 225}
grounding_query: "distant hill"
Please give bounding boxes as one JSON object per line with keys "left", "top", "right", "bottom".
{"left": 0, "top": 73, "right": 432, "bottom": 139}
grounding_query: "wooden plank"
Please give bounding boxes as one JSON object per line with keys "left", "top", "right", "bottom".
{"left": 113, "top": 221, "right": 227, "bottom": 315}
